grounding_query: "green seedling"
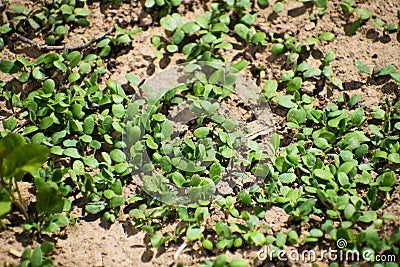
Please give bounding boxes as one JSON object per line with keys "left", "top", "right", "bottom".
{"left": 96, "top": 25, "right": 142, "bottom": 57}
{"left": 0, "top": 133, "right": 49, "bottom": 220}
{"left": 269, "top": 47, "right": 342, "bottom": 96}
{"left": 269, "top": 33, "right": 302, "bottom": 55}
{"left": 234, "top": 23, "right": 267, "bottom": 45}
{"left": 305, "top": 31, "right": 335, "bottom": 45}
{"left": 0, "top": 134, "right": 69, "bottom": 233}
{"left": 339, "top": 0, "right": 354, "bottom": 13}
{"left": 19, "top": 242, "right": 54, "bottom": 267}
{"left": 354, "top": 60, "right": 400, "bottom": 83}
{"left": 298, "top": 0, "right": 329, "bottom": 16}
{"left": 156, "top": 12, "right": 233, "bottom": 61}
{"left": 0, "top": 23, "right": 11, "bottom": 52}
{"left": 340, "top": 1, "right": 372, "bottom": 35}
{"left": 258, "top": 0, "right": 269, "bottom": 7}
{"left": 221, "top": 0, "right": 252, "bottom": 12}
{"left": 145, "top": 0, "right": 182, "bottom": 17}
{"left": 0, "top": 0, "right": 399, "bottom": 265}
{"left": 6, "top": 1, "right": 90, "bottom": 43}
{"left": 373, "top": 18, "right": 399, "bottom": 34}
{"left": 273, "top": 1, "right": 285, "bottom": 13}
{"left": 216, "top": 195, "right": 240, "bottom": 218}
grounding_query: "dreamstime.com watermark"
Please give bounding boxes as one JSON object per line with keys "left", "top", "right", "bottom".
{"left": 257, "top": 239, "right": 398, "bottom": 263}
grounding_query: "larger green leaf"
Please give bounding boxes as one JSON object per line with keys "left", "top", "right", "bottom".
{"left": 116, "top": 34, "right": 131, "bottom": 43}
{"left": 280, "top": 173, "right": 296, "bottom": 183}
{"left": 35, "top": 178, "right": 64, "bottom": 214}
{"left": 83, "top": 116, "right": 95, "bottom": 135}
{"left": 355, "top": 8, "right": 372, "bottom": 20}
{"left": 42, "top": 79, "right": 55, "bottom": 94}
{"left": 344, "top": 204, "right": 356, "bottom": 220}
{"left": 109, "top": 196, "right": 126, "bottom": 208}
{"left": 0, "top": 189, "right": 11, "bottom": 218}
{"left": 32, "top": 66, "right": 45, "bottom": 80}
{"left": 160, "top": 15, "right": 178, "bottom": 31}
{"left": 319, "top": 32, "right": 334, "bottom": 41}
{"left": 264, "top": 80, "right": 277, "bottom": 99}
{"left": 251, "top": 32, "right": 266, "bottom": 44}
{"left": 110, "top": 149, "right": 126, "bottom": 163}
{"left": 2, "top": 144, "right": 50, "bottom": 179}
{"left": 63, "top": 148, "right": 81, "bottom": 159}
{"left": 0, "top": 133, "right": 25, "bottom": 168}
{"left": 30, "top": 246, "right": 43, "bottom": 267}
{"left": 231, "top": 60, "right": 248, "bottom": 72}
{"left": 187, "top": 225, "right": 203, "bottom": 241}
{"left": 194, "top": 127, "right": 210, "bottom": 138}
{"left": 182, "top": 22, "right": 200, "bottom": 33}
{"left": 74, "top": 8, "right": 90, "bottom": 16}
{"left": 55, "top": 25, "right": 68, "bottom": 35}
{"left": 303, "top": 68, "right": 322, "bottom": 78}
{"left": 249, "top": 231, "right": 266, "bottom": 246}
{"left": 276, "top": 95, "right": 297, "bottom": 108}
{"left": 234, "top": 24, "right": 249, "bottom": 40}
{"left": 270, "top": 133, "right": 280, "bottom": 153}
{"left": 209, "top": 161, "right": 222, "bottom": 180}
{"left": 85, "top": 202, "right": 106, "bottom": 214}
{"left": 314, "top": 169, "right": 334, "bottom": 180}
{"left": 0, "top": 60, "right": 14, "bottom": 73}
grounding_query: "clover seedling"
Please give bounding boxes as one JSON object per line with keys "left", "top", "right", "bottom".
{"left": 373, "top": 18, "right": 399, "bottom": 34}
{"left": 145, "top": 0, "right": 182, "bottom": 17}
{"left": 234, "top": 23, "right": 267, "bottom": 45}
{"left": 7, "top": 1, "right": 90, "bottom": 45}
{"left": 305, "top": 31, "right": 335, "bottom": 45}
{"left": 273, "top": 1, "right": 285, "bottom": 13}
{"left": 354, "top": 60, "right": 400, "bottom": 83}
{"left": 298, "top": 0, "right": 329, "bottom": 16}
{"left": 269, "top": 33, "right": 301, "bottom": 55}
{"left": 20, "top": 242, "right": 54, "bottom": 267}
{"left": 0, "top": 133, "right": 50, "bottom": 220}
{"left": 96, "top": 25, "right": 142, "bottom": 57}
{"left": 346, "top": 6, "right": 372, "bottom": 35}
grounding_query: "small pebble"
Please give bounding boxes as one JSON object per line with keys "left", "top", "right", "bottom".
{"left": 305, "top": 23, "right": 315, "bottom": 31}
{"left": 9, "top": 249, "right": 22, "bottom": 258}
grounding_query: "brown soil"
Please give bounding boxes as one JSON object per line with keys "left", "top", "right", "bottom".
{"left": 1, "top": 0, "right": 400, "bottom": 266}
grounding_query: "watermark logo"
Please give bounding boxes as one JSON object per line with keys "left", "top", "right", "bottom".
{"left": 123, "top": 62, "right": 275, "bottom": 206}
{"left": 336, "top": 238, "right": 347, "bottom": 249}
{"left": 257, "top": 238, "right": 397, "bottom": 263}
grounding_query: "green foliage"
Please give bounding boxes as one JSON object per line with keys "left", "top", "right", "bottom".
{"left": 7, "top": 1, "right": 90, "bottom": 44}
{"left": 152, "top": 10, "right": 235, "bottom": 61}
{"left": 96, "top": 25, "right": 142, "bottom": 57}
{"left": 19, "top": 242, "right": 54, "bottom": 267}
{"left": 234, "top": 24, "right": 267, "bottom": 45}
{"left": 145, "top": 0, "right": 182, "bottom": 17}
{"left": 340, "top": 1, "right": 372, "bottom": 35}
{"left": 373, "top": 18, "right": 399, "bottom": 33}
{"left": 0, "top": 133, "right": 50, "bottom": 221}
{"left": 1, "top": 1, "right": 400, "bottom": 266}
{"left": 124, "top": 63, "right": 269, "bottom": 206}
{"left": 299, "top": 0, "right": 329, "bottom": 16}
{"left": 354, "top": 60, "right": 400, "bottom": 83}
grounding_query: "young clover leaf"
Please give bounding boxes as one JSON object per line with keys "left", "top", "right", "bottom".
{"left": 160, "top": 13, "right": 182, "bottom": 32}
{"left": 354, "top": 60, "right": 372, "bottom": 75}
